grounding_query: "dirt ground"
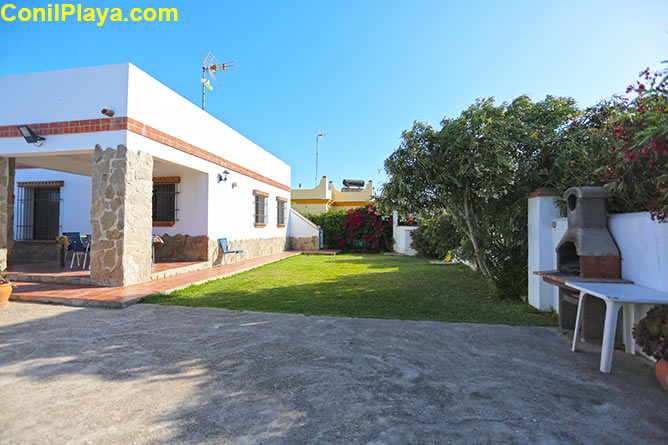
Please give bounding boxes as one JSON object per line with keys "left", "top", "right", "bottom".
{"left": 0, "top": 302, "right": 666, "bottom": 444}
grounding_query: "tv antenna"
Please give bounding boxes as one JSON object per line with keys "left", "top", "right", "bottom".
{"left": 315, "top": 132, "right": 327, "bottom": 186}
{"left": 201, "top": 52, "right": 236, "bottom": 110}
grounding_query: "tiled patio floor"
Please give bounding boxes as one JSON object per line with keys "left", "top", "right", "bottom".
{"left": 7, "top": 261, "right": 90, "bottom": 281}
{"left": 10, "top": 251, "right": 301, "bottom": 308}
{"left": 6, "top": 260, "right": 209, "bottom": 285}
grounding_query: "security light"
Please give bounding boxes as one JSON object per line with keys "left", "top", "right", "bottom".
{"left": 17, "top": 125, "right": 45, "bottom": 146}
{"left": 217, "top": 170, "right": 230, "bottom": 183}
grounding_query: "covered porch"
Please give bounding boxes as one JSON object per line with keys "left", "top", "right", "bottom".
{"left": 1, "top": 144, "right": 212, "bottom": 288}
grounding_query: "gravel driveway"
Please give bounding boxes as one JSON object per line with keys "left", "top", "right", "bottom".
{"left": 0, "top": 302, "right": 666, "bottom": 444}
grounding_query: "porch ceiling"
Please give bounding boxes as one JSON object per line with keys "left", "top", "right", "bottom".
{"left": 15, "top": 152, "right": 93, "bottom": 176}
{"left": 14, "top": 152, "right": 207, "bottom": 177}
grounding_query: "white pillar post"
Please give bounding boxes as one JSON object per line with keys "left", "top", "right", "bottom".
{"left": 392, "top": 210, "right": 399, "bottom": 253}
{"left": 528, "top": 188, "right": 560, "bottom": 311}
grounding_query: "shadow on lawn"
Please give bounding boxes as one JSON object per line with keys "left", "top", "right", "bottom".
{"left": 147, "top": 261, "right": 555, "bottom": 326}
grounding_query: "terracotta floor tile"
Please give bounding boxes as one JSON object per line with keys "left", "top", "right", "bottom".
{"left": 11, "top": 251, "right": 301, "bottom": 308}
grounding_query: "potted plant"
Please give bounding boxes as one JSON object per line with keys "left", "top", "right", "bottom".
{"left": 0, "top": 271, "right": 13, "bottom": 307}
{"left": 633, "top": 305, "right": 668, "bottom": 391}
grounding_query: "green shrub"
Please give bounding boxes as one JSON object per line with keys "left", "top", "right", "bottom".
{"left": 410, "top": 213, "right": 461, "bottom": 259}
{"left": 306, "top": 204, "right": 393, "bottom": 252}
{"left": 633, "top": 304, "right": 668, "bottom": 361}
{"left": 305, "top": 210, "right": 348, "bottom": 249}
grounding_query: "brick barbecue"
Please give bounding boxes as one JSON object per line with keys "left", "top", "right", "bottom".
{"left": 535, "top": 186, "right": 631, "bottom": 339}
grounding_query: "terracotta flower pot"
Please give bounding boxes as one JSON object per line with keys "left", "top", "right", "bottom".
{"left": 0, "top": 282, "right": 12, "bottom": 306}
{"left": 656, "top": 359, "right": 668, "bottom": 392}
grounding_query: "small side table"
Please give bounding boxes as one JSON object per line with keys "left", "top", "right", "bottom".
{"left": 566, "top": 281, "right": 668, "bottom": 373}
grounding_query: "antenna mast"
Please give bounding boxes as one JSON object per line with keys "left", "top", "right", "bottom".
{"left": 315, "top": 132, "right": 327, "bottom": 186}
{"left": 201, "top": 52, "right": 236, "bottom": 110}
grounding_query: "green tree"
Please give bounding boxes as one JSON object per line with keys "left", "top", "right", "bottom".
{"left": 381, "top": 95, "right": 580, "bottom": 298}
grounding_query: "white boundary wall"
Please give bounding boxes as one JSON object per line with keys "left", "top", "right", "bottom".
{"left": 392, "top": 211, "right": 418, "bottom": 255}
{"left": 287, "top": 209, "right": 320, "bottom": 239}
{"left": 528, "top": 194, "right": 668, "bottom": 323}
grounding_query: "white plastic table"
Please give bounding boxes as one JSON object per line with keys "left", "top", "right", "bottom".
{"left": 565, "top": 281, "right": 668, "bottom": 373}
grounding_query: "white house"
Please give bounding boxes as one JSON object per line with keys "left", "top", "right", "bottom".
{"left": 0, "top": 63, "right": 319, "bottom": 287}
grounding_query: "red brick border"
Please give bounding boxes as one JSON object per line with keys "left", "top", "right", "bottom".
{"left": 0, "top": 117, "right": 290, "bottom": 192}
{"left": 0, "top": 118, "right": 128, "bottom": 138}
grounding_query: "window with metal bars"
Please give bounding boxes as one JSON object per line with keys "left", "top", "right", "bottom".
{"left": 152, "top": 182, "right": 179, "bottom": 223}
{"left": 15, "top": 185, "right": 61, "bottom": 240}
{"left": 277, "top": 198, "right": 287, "bottom": 226}
{"left": 253, "top": 191, "right": 268, "bottom": 226}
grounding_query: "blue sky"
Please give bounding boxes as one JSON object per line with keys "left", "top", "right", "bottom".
{"left": 1, "top": 0, "right": 667, "bottom": 190}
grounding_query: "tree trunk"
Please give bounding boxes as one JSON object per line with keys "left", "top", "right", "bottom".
{"left": 461, "top": 188, "right": 492, "bottom": 277}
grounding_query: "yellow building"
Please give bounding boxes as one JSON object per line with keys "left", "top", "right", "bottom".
{"left": 291, "top": 176, "right": 375, "bottom": 215}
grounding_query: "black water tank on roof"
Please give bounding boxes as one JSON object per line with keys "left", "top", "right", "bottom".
{"left": 343, "top": 179, "right": 364, "bottom": 188}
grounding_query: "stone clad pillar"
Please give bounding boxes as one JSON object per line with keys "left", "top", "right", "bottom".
{"left": 90, "top": 145, "right": 153, "bottom": 286}
{"left": 0, "top": 157, "right": 15, "bottom": 270}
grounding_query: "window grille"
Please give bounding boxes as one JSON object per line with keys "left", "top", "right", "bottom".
{"left": 15, "top": 185, "right": 61, "bottom": 240}
{"left": 277, "top": 199, "right": 287, "bottom": 225}
{"left": 254, "top": 192, "right": 268, "bottom": 225}
{"left": 153, "top": 182, "right": 180, "bottom": 222}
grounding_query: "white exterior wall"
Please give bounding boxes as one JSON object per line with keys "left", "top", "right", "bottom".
{"left": 0, "top": 65, "right": 129, "bottom": 125}
{"left": 126, "top": 65, "right": 289, "bottom": 185}
{"left": 0, "top": 63, "right": 291, "bottom": 245}
{"left": 206, "top": 171, "right": 290, "bottom": 241}
{"left": 287, "top": 209, "right": 320, "bottom": 239}
{"left": 13, "top": 169, "right": 92, "bottom": 236}
{"left": 158, "top": 168, "right": 208, "bottom": 237}
{"left": 528, "top": 195, "right": 668, "bottom": 326}
{"left": 0, "top": 64, "right": 128, "bottom": 166}
{"left": 124, "top": 64, "right": 291, "bottom": 242}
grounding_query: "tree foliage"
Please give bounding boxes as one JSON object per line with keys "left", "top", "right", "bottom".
{"left": 381, "top": 63, "right": 668, "bottom": 299}
{"left": 409, "top": 212, "right": 460, "bottom": 259}
{"left": 381, "top": 95, "right": 580, "bottom": 298}
{"left": 305, "top": 210, "right": 348, "bottom": 249}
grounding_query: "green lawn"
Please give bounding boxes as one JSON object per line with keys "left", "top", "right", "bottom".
{"left": 143, "top": 254, "right": 557, "bottom": 326}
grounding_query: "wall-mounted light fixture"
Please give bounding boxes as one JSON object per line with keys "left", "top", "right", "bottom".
{"left": 231, "top": 182, "right": 237, "bottom": 189}
{"left": 217, "top": 170, "right": 230, "bottom": 183}
{"left": 17, "top": 125, "right": 45, "bottom": 147}
{"left": 101, "top": 108, "right": 115, "bottom": 117}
